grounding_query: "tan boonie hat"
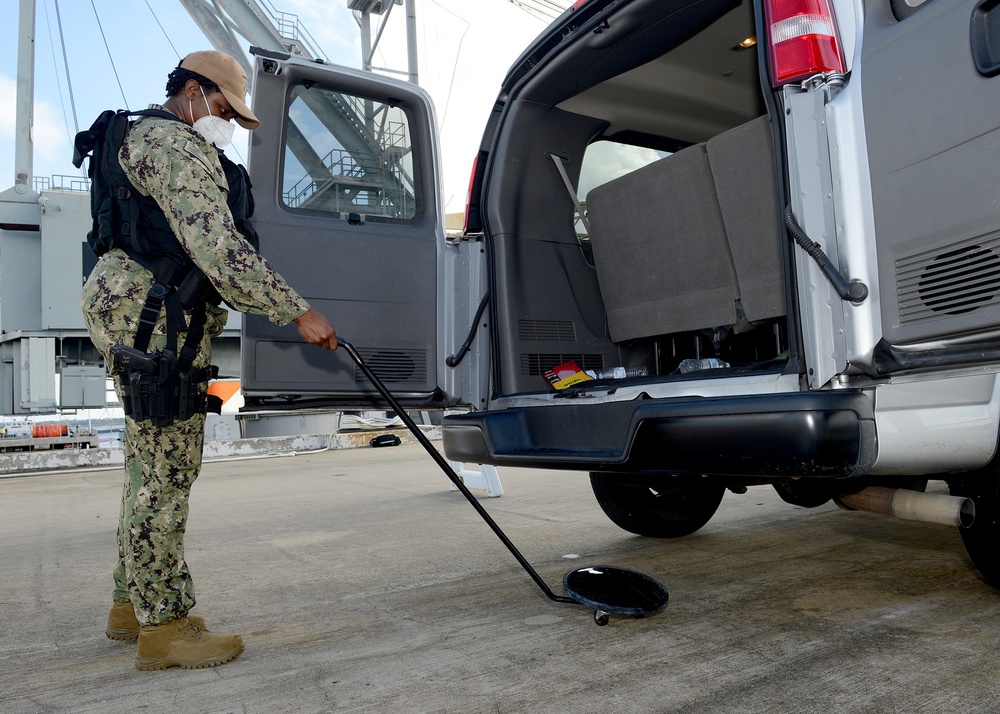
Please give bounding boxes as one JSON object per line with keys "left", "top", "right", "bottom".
{"left": 179, "top": 50, "right": 260, "bottom": 130}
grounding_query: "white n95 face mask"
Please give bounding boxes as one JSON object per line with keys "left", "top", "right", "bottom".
{"left": 190, "top": 87, "right": 236, "bottom": 149}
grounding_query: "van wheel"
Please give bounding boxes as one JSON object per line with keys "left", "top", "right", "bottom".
{"left": 950, "top": 463, "right": 1000, "bottom": 588}
{"left": 590, "top": 473, "right": 725, "bottom": 538}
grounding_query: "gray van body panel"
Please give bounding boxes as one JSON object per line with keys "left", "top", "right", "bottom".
{"left": 785, "top": 85, "right": 850, "bottom": 389}
{"left": 863, "top": 0, "right": 1000, "bottom": 344}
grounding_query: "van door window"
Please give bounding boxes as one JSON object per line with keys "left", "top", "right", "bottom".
{"left": 578, "top": 140, "right": 670, "bottom": 240}
{"left": 282, "top": 85, "right": 417, "bottom": 221}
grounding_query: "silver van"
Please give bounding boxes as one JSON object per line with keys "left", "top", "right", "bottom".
{"left": 242, "top": 0, "right": 1000, "bottom": 586}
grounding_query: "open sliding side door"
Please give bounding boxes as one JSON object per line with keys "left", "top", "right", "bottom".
{"left": 241, "top": 50, "right": 452, "bottom": 410}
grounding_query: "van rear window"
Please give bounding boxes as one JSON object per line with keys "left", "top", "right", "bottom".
{"left": 280, "top": 85, "right": 417, "bottom": 221}
{"left": 577, "top": 140, "right": 670, "bottom": 239}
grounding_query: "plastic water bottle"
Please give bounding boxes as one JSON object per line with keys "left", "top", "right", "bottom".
{"left": 592, "top": 365, "right": 649, "bottom": 380}
{"left": 677, "top": 357, "right": 729, "bottom": 374}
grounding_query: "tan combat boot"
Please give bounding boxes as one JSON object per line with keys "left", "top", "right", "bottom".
{"left": 105, "top": 601, "right": 206, "bottom": 642}
{"left": 135, "top": 617, "right": 243, "bottom": 671}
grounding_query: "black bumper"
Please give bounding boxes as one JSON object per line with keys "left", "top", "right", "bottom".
{"left": 442, "top": 390, "right": 876, "bottom": 478}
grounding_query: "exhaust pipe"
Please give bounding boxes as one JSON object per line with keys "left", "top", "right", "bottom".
{"left": 834, "top": 486, "right": 975, "bottom": 528}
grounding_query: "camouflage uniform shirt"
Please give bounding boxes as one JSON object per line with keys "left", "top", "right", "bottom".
{"left": 81, "top": 103, "right": 309, "bottom": 356}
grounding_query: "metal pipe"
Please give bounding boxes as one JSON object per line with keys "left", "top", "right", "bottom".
{"left": 404, "top": 0, "right": 418, "bottom": 84}
{"left": 834, "top": 486, "right": 974, "bottom": 528}
{"left": 14, "top": 0, "right": 36, "bottom": 192}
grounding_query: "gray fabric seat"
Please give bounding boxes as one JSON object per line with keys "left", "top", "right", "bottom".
{"left": 706, "top": 115, "right": 786, "bottom": 323}
{"left": 586, "top": 143, "right": 739, "bottom": 342}
{"left": 586, "top": 116, "right": 785, "bottom": 343}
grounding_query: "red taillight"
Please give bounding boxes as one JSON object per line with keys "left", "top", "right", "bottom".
{"left": 462, "top": 154, "right": 480, "bottom": 235}
{"left": 763, "top": 0, "right": 845, "bottom": 87}
{"left": 572, "top": 0, "right": 589, "bottom": 8}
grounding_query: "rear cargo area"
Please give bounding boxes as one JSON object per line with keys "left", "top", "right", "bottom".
{"left": 483, "top": 0, "right": 792, "bottom": 397}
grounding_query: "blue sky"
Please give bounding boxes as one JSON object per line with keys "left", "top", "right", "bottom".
{"left": 2, "top": 0, "right": 550, "bottom": 211}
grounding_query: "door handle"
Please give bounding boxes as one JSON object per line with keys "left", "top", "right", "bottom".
{"left": 971, "top": 0, "right": 1000, "bottom": 76}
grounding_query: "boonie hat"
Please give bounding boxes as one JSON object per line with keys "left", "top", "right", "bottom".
{"left": 179, "top": 50, "right": 260, "bottom": 130}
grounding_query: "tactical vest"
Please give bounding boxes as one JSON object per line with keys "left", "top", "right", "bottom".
{"left": 73, "top": 108, "right": 257, "bottom": 425}
{"left": 73, "top": 108, "right": 259, "bottom": 306}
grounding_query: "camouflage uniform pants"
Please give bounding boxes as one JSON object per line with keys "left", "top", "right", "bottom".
{"left": 81, "top": 252, "right": 227, "bottom": 626}
{"left": 112, "top": 408, "right": 205, "bottom": 625}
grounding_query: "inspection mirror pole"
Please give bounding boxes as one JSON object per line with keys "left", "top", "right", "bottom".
{"left": 339, "top": 339, "right": 669, "bottom": 625}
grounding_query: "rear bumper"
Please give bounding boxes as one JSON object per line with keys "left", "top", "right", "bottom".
{"left": 442, "top": 390, "right": 876, "bottom": 478}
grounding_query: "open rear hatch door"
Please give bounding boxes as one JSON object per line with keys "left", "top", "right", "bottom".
{"left": 241, "top": 49, "right": 451, "bottom": 411}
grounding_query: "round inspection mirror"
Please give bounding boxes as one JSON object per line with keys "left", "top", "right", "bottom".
{"left": 563, "top": 565, "right": 669, "bottom": 618}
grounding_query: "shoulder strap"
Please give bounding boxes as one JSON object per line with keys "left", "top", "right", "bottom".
{"left": 102, "top": 112, "right": 145, "bottom": 257}
{"left": 112, "top": 110, "right": 196, "bottom": 280}
{"left": 133, "top": 274, "right": 207, "bottom": 374}
{"left": 128, "top": 108, "right": 186, "bottom": 125}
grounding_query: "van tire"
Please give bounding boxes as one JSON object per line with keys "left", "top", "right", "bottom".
{"left": 590, "top": 473, "right": 725, "bottom": 538}
{"left": 950, "top": 461, "right": 1000, "bottom": 589}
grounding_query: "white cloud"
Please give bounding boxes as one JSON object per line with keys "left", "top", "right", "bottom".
{"left": 33, "top": 98, "right": 71, "bottom": 174}
{"left": 0, "top": 71, "right": 75, "bottom": 186}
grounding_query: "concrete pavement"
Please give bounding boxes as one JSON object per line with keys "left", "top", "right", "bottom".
{"left": 2, "top": 442, "right": 999, "bottom": 713}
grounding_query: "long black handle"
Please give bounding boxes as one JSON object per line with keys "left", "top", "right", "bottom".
{"left": 784, "top": 206, "right": 868, "bottom": 304}
{"left": 339, "top": 339, "right": 574, "bottom": 604}
{"left": 972, "top": 0, "right": 1000, "bottom": 77}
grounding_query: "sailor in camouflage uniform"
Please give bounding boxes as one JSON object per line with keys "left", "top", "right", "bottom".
{"left": 81, "top": 50, "right": 338, "bottom": 671}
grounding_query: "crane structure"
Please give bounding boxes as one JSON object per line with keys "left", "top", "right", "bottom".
{"left": 348, "top": 0, "right": 419, "bottom": 84}
{"left": 177, "top": 0, "right": 328, "bottom": 73}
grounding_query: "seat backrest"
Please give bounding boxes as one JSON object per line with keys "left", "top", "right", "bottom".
{"left": 706, "top": 115, "right": 786, "bottom": 323}
{"left": 586, "top": 143, "right": 739, "bottom": 342}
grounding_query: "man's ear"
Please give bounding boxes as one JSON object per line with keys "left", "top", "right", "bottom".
{"left": 184, "top": 79, "right": 202, "bottom": 100}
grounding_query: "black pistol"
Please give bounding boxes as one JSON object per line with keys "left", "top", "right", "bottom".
{"left": 112, "top": 344, "right": 163, "bottom": 375}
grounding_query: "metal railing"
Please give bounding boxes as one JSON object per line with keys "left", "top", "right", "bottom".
{"left": 285, "top": 144, "right": 413, "bottom": 218}
{"left": 253, "top": 0, "right": 329, "bottom": 61}
{"left": 33, "top": 175, "right": 91, "bottom": 193}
